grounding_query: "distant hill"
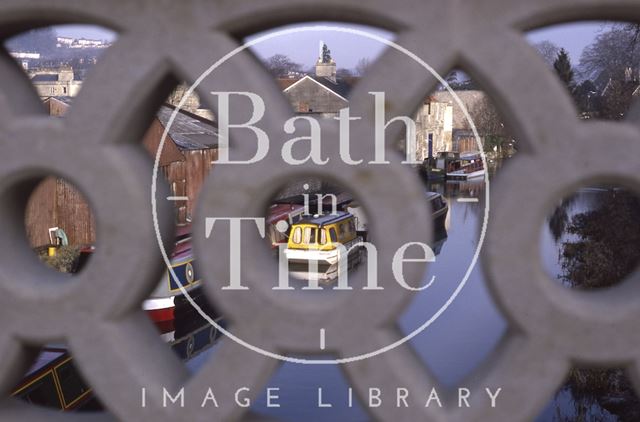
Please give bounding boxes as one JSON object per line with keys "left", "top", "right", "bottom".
{"left": 5, "top": 28, "right": 57, "bottom": 56}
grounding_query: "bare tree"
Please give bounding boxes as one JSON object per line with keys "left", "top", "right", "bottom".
{"left": 469, "top": 96, "right": 513, "bottom": 156}
{"left": 533, "top": 40, "right": 561, "bottom": 66}
{"left": 470, "top": 97, "right": 504, "bottom": 137}
{"left": 600, "top": 79, "right": 634, "bottom": 120}
{"left": 579, "top": 26, "right": 640, "bottom": 81}
{"left": 355, "top": 57, "right": 371, "bottom": 76}
{"left": 336, "top": 68, "right": 354, "bottom": 78}
{"left": 263, "top": 54, "right": 303, "bottom": 78}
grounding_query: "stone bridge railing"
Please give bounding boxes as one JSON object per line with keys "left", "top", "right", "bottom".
{"left": 1, "top": 0, "right": 640, "bottom": 421}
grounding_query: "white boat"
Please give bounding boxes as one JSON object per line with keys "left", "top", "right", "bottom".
{"left": 284, "top": 212, "right": 364, "bottom": 282}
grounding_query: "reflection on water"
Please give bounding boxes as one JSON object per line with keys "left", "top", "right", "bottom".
{"left": 252, "top": 183, "right": 640, "bottom": 421}
{"left": 545, "top": 188, "right": 640, "bottom": 289}
{"left": 399, "top": 179, "right": 506, "bottom": 388}
{"left": 538, "top": 187, "right": 640, "bottom": 421}
{"left": 17, "top": 178, "right": 640, "bottom": 420}
{"left": 253, "top": 360, "right": 370, "bottom": 422}
{"left": 251, "top": 177, "right": 508, "bottom": 420}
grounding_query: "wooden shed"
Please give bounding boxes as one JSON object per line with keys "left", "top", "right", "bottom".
{"left": 144, "top": 106, "right": 219, "bottom": 225}
{"left": 25, "top": 100, "right": 218, "bottom": 247}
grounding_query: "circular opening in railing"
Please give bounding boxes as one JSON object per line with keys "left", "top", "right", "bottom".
{"left": 24, "top": 176, "right": 95, "bottom": 275}
{"left": 264, "top": 178, "right": 371, "bottom": 287}
{"left": 153, "top": 23, "right": 490, "bottom": 364}
{"left": 541, "top": 184, "right": 640, "bottom": 290}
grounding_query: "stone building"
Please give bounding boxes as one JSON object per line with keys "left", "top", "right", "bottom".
{"left": 281, "top": 43, "right": 354, "bottom": 118}
{"left": 166, "top": 84, "right": 215, "bottom": 121}
{"left": 315, "top": 42, "right": 337, "bottom": 82}
{"left": 414, "top": 98, "right": 454, "bottom": 160}
{"left": 282, "top": 75, "right": 352, "bottom": 117}
{"left": 30, "top": 67, "right": 82, "bottom": 98}
{"left": 282, "top": 43, "right": 453, "bottom": 159}
{"left": 432, "top": 90, "right": 487, "bottom": 153}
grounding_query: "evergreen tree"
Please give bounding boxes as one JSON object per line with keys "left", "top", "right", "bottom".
{"left": 553, "top": 48, "right": 575, "bottom": 90}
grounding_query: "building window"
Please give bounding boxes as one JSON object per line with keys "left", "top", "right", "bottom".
{"left": 298, "top": 102, "right": 309, "bottom": 113}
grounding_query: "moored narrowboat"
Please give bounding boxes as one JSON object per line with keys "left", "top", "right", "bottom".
{"left": 284, "top": 212, "right": 364, "bottom": 283}
{"left": 11, "top": 310, "right": 225, "bottom": 412}
{"left": 426, "top": 192, "right": 449, "bottom": 232}
{"left": 446, "top": 152, "right": 486, "bottom": 180}
{"left": 143, "top": 225, "right": 202, "bottom": 323}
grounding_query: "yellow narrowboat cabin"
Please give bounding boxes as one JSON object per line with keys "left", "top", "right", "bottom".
{"left": 284, "top": 212, "right": 364, "bottom": 282}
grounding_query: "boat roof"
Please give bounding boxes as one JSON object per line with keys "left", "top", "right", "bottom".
{"left": 297, "top": 211, "right": 352, "bottom": 227}
{"left": 267, "top": 203, "right": 304, "bottom": 224}
{"left": 436, "top": 151, "right": 460, "bottom": 158}
{"left": 25, "top": 347, "right": 67, "bottom": 377}
{"left": 460, "top": 151, "right": 482, "bottom": 160}
{"left": 176, "top": 224, "right": 192, "bottom": 238}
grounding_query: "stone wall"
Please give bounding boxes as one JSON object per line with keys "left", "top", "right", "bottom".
{"left": 284, "top": 78, "right": 348, "bottom": 115}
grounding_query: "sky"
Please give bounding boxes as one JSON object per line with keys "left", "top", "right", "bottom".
{"left": 55, "top": 21, "right": 610, "bottom": 70}
{"left": 527, "top": 21, "right": 611, "bottom": 63}
{"left": 56, "top": 25, "right": 116, "bottom": 42}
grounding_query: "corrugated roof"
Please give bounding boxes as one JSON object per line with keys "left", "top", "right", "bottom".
{"left": 157, "top": 106, "right": 218, "bottom": 150}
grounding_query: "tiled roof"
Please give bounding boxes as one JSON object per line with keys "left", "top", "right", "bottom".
{"left": 31, "top": 74, "right": 59, "bottom": 82}
{"left": 310, "top": 75, "right": 356, "bottom": 99}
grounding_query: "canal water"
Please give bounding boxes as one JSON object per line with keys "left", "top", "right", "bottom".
{"left": 244, "top": 181, "right": 635, "bottom": 421}
{"left": 536, "top": 187, "right": 639, "bottom": 422}
{"left": 247, "top": 177, "right": 508, "bottom": 421}
{"left": 20, "top": 177, "right": 635, "bottom": 420}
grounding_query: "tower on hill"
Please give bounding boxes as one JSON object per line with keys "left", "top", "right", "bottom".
{"left": 315, "top": 41, "right": 336, "bottom": 82}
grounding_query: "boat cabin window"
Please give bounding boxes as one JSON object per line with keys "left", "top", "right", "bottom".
{"left": 292, "top": 227, "right": 302, "bottom": 244}
{"left": 319, "top": 229, "right": 327, "bottom": 245}
{"left": 303, "top": 227, "right": 316, "bottom": 244}
{"left": 329, "top": 228, "right": 337, "bottom": 242}
{"left": 15, "top": 372, "right": 62, "bottom": 409}
{"left": 56, "top": 360, "right": 89, "bottom": 407}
